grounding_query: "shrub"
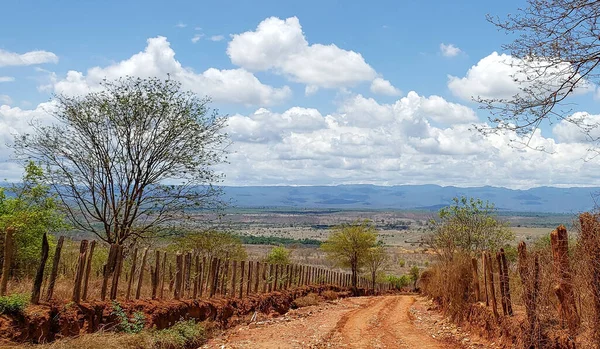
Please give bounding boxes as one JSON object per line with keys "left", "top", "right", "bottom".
{"left": 111, "top": 301, "right": 146, "bottom": 334}
{"left": 420, "top": 253, "right": 473, "bottom": 321}
{"left": 152, "top": 319, "right": 206, "bottom": 349}
{"left": 293, "top": 293, "right": 320, "bottom": 308}
{"left": 0, "top": 293, "right": 28, "bottom": 315}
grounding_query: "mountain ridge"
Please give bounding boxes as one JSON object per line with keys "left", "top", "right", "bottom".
{"left": 220, "top": 184, "right": 600, "bottom": 213}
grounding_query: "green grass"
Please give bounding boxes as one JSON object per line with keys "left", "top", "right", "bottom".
{"left": 0, "top": 293, "right": 28, "bottom": 315}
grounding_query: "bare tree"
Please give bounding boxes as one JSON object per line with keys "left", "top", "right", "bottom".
{"left": 479, "top": 0, "right": 600, "bottom": 150}
{"left": 14, "top": 77, "right": 228, "bottom": 244}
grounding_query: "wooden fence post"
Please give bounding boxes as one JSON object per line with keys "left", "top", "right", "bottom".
{"left": 482, "top": 253, "right": 488, "bottom": 306}
{"left": 198, "top": 257, "right": 206, "bottom": 297}
{"left": 0, "top": 228, "right": 15, "bottom": 296}
{"left": 231, "top": 260, "right": 237, "bottom": 297}
{"left": 518, "top": 241, "right": 539, "bottom": 341}
{"left": 82, "top": 240, "right": 96, "bottom": 301}
{"left": 31, "top": 233, "right": 49, "bottom": 304}
{"left": 174, "top": 252, "right": 183, "bottom": 300}
{"left": 485, "top": 252, "right": 499, "bottom": 318}
{"left": 151, "top": 250, "right": 160, "bottom": 299}
{"left": 579, "top": 213, "right": 600, "bottom": 342}
{"left": 211, "top": 258, "right": 221, "bottom": 297}
{"left": 135, "top": 248, "right": 148, "bottom": 299}
{"left": 254, "top": 262, "right": 260, "bottom": 294}
{"left": 471, "top": 257, "right": 480, "bottom": 302}
{"left": 160, "top": 251, "right": 167, "bottom": 299}
{"left": 551, "top": 225, "right": 580, "bottom": 331}
{"left": 184, "top": 252, "right": 192, "bottom": 297}
{"left": 246, "top": 261, "right": 253, "bottom": 296}
{"left": 45, "top": 235, "right": 64, "bottom": 301}
{"left": 262, "top": 262, "right": 268, "bottom": 293}
{"left": 268, "top": 264, "right": 274, "bottom": 292}
{"left": 110, "top": 245, "right": 124, "bottom": 300}
{"left": 72, "top": 240, "right": 89, "bottom": 303}
{"left": 193, "top": 255, "right": 200, "bottom": 298}
{"left": 239, "top": 261, "right": 245, "bottom": 298}
{"left": 221, "top": 257, "right": 231, "bottom": 296}
{"left": 500, "top": 248, "right": 513, "bottom": 315}
{"left": 126, "top": 248, "right": 138, "bottom": 301}
{"left": 496, "top": 252, "right": 508, "bottom": 315}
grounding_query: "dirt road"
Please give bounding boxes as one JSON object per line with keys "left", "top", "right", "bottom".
{"left": 204, "top": 295, "right": 457, "bottom": 349}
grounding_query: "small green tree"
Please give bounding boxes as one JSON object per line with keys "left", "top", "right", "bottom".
{"left": 365, "top": 244, "right": 388, "bottom": 292}
{"left": 321, "top": 220, "right": 378, "bottom": 292}
{"left": 409, "top": 266, "right": 420, "bottom": 290}
{"left": 264, "top": 246, "right": 291, "bottom": 265}
{"left": 0, "top": 162, "right": 66, "bottom": 274}
{"left": 428, "top": 196, "right": 514, "bottom": 260}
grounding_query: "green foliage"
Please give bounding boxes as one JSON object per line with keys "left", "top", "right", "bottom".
{"left": 409, "top": 266, "right": 420, "bottom": 288}
{"left": 14, "top": 77, "right": 228, "bottom": 244}
{"left": 264, "top": 246, "right": 291, "bottom": 265}
{"left": 0, "top": 162, "right": 66, "bottom": 273}
{"left": 365, "top": 245, "right": 388, "bottom": 289}
{"left": 111, "top": 301, "right": 146, "bottom": 334}
{"left": 398, "top": 259, "right": 406, "bottom": 268}
{"left": 175, "top": 230, "right": 247, "bottom": 261}
{"left": 386, "top": 274, "right": 410, "bottom": 289}
{"left": 0, "top": 293, "right": 28, "bottom": 315}
{"left": 321, "top": 220, "right": 378, "bottom": 287}
{"left": 428, "top": 196, "right": 514, "bottom": 259}
{"left": 152, "top": 319, "right": 206, "bottom": 349}
{"left": 236, "top": 234, "right": 321, "bottom": 246}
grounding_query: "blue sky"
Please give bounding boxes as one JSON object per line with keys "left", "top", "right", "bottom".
{"left": 1, "top": 0, "right": 600, "bottom": 188}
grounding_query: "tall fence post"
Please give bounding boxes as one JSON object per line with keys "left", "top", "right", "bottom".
{"left": 31, "top": 233, "right": 49, "bottom": 304}
{"left": 82, "top": 240, "right": 96, "bottom": 301}
{"left": 151, "top": 250, "right": 160, "bottom": 299}
{"left": 262, "top": 262, "right": 268, "bottom": 293}
{"left": 135, "top": 248, "right": 148, "bottom": 300}
{"left": 482, "top": 253, "right": 488, "bottom": 306}
{"left": 485, "top": 252, "right": 499, "bottom": 318}
{"left": 239, "top": 261, "right": 245, "bottom": 298}
{"left": 110, "top": 245, "right": 124, "bottom": 300}
{"left": 193, "top": 255, "right": 200, "bottom": 298}
{"left": 579, "top": 213, "right": 600, "bottom": 343}
{"left": 496, "top": 251, "right": 508, "bottom": 315}
{"left": 126, "top": 248, "right": 138, "bottom": 301}
{"left": 0, "top": 227, "right": 15, "bottom": 296}
{"left": 231, "top": 260, "right": 238, "bottom": 297}
{"left": 45, "top": 235, "right": 64, "bottom": 301}
{"left": 72, "top": 240, "right": 89, "bottom": 303}
{"left": 160, "top": 251, "right": 167, "bottom": 299}
{"left": 174, "top": 252, "right": 183, "bottom": 300}
{"left": 471, "top": 257, "right": 481, "bottom": 302}
{"left": 551, "top": 225, "right": 580, "bottom": 331}
{"left": 500, "top": 248, "right": 513, "bottom": 315}
{"left": 247, "top": 261, "right": 253, "bottom": 296}
{"left": 254, "top": 262, "right": 260, "bottom": 294}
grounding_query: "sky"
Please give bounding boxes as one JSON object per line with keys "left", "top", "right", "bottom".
{"left": 1, "top": 0, "right": 600, "bottom": 189}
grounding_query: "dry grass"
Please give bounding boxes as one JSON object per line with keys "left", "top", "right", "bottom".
{"left": 292, "top": 293, "right": 320, "bottom": 308}
{"left": 321, "top": 290, "right": 338, "bottom": 301}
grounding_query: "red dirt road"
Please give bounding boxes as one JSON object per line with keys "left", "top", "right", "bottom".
{"left": 204, "top": 295, "right": 457, "bottom": 349}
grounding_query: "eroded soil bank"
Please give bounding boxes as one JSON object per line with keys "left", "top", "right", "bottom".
{"left": 0, "top": 285, "right": 357, "bottom": 344}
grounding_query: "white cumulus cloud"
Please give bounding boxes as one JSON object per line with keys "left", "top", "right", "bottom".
{"left": 47, "top": 36, "right": 291, "bottom": 106}
{"left": 0, "top": 77, "right": 15, "bottom": 83}
{"left": 227, "top": 16, "right": 377, "bottom": 89}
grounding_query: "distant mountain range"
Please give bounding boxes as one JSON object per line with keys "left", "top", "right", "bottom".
{"left": 221, "top": 185, "right": 600, "bottom": 213}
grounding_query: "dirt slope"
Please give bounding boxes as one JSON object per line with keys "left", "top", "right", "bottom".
{"left": 204, "top": 295, "right": 458, "bottom": 349}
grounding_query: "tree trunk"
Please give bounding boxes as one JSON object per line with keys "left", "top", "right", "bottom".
{"left": 45, "top": 235, "right": 64, "bottom": 301}
{"left": 0, "top": 227, "right": 15, "bottom": 296}
{"left": 31, "top": 233, "right": 49, "bottom": 304}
